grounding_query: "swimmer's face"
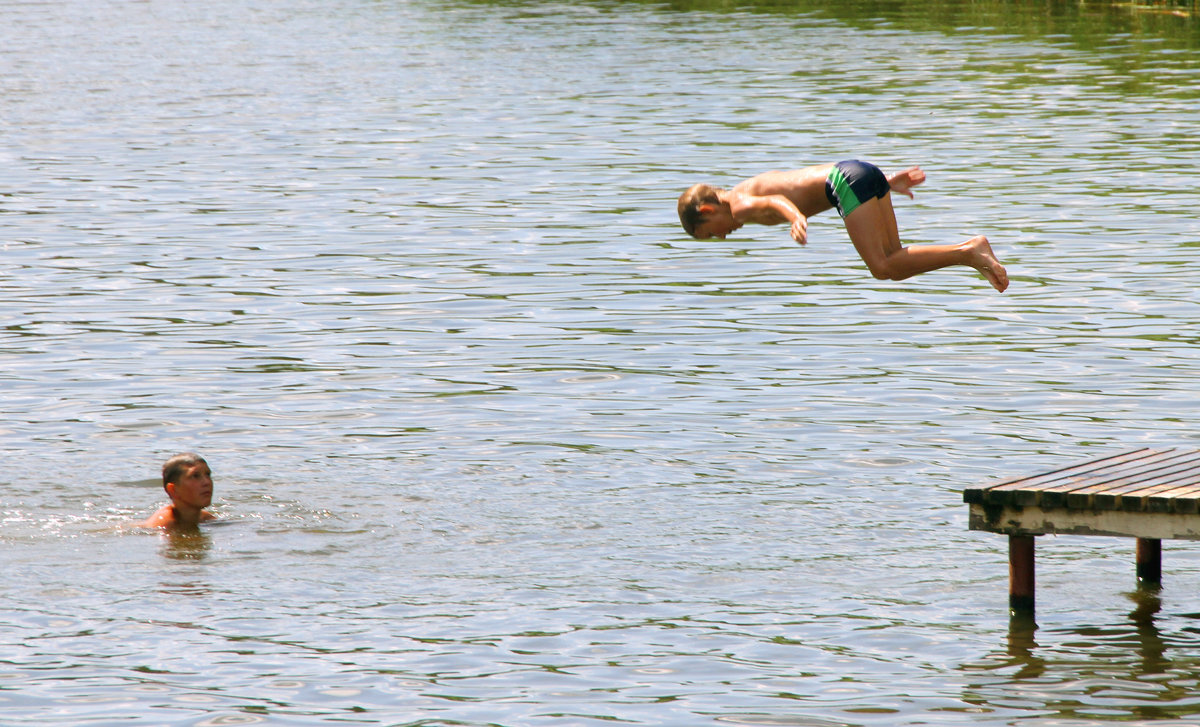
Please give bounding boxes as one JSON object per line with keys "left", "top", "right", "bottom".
{"left": 693, "top": 214, "right": 742, "bottom": 240}
{"left": 168, "top": 462, "right": 213, "bottom": 509}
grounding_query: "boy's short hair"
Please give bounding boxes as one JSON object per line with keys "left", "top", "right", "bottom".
{"left": 163, "top": 452, "right": 207, "bottom": 490}
{"left": 677, "top": 183, "right": 723, "bottom": 237}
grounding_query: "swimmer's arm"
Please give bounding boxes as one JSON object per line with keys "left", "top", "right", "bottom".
{"left": 886, "top": 166, "right": 926, "bottom": 199}
{"left": 731, "top": 193, "right": 808, "bottom": 244}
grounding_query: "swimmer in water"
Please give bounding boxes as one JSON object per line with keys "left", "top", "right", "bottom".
{"left": 136, "top": 452, "right": 216, "bottom": 529}
{"left": 677, "top": 161, "right": 1008, "bottom": 292}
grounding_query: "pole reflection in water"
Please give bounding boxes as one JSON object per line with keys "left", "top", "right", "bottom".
{"left": 1128, "top": 585, "right": 1167, "bottom": 675}
{"left": 962, "top": 582, "right": 1200, "bottom": 722}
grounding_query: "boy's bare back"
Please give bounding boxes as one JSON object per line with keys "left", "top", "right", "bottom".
{"left": 730, "top": 163, "right": 837, "bottom": 218}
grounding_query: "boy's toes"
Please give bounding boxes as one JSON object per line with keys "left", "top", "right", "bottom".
{"left": 987, "top": 265, "right": 1009, "bottom": 292}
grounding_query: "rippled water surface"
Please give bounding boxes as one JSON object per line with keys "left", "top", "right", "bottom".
{"left": 3, "top": 0, "right": 1200, "bottom": 724}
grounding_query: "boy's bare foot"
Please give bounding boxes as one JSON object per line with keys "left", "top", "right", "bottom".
{"left": 964, "top": 235, "right": 1008, "bottom": 292}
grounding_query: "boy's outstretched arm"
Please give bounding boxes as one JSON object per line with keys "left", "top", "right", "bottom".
{"left": 886, "top": 166, "right": 926, "bottom": 199}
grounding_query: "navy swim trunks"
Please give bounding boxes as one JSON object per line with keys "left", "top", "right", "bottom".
{"left": 824, "top": 160, "right": 890, "bottom": 218}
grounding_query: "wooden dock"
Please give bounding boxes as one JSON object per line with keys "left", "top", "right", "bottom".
{"left": 964, "top": 447, "right": 1200, "bottom": 614}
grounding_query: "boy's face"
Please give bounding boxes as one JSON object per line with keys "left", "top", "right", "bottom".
{"left": 693, "top": 206, "right": 741, "bottom": 240}
{"left": 168, "top": 462, "right": 213, "bottom": 509}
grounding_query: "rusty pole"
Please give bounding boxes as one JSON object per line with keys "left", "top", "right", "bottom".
{"left": 1136, "top": 537, "right": 1162, "bottom": 586}
{"left": 1009, "top": 534, "right": 1035, "bottom": 615}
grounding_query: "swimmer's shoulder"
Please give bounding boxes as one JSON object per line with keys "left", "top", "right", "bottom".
{"left": 135, "top": 504, "right": 175, "bottom": 528}
{"left": 133, "top": 505, "right": 216, "bottom": 529}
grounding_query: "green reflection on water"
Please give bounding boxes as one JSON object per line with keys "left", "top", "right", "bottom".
{"left": 465, "top": 0, "right": 1197, "bottom": 41}
{"left": 465, "top": 0, "right": 1200, "bottom": 92}
{"left": 653, "top": 0, "right": 1198, "bottom": 43}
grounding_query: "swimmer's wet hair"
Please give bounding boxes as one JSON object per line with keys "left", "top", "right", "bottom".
{"left": 162, "top": 452, "right": 208, "bottom": 490}
{"left": 677, "top": 183, "right": 723, "bottom": 238}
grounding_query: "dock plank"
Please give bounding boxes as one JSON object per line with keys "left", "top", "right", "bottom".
{"left": 1065, "top": 451, "right": 1200, "bottom": 511}
{"left": 1044, "top": 449, "right": 1197, "bottom": 509}
{"left": 970, "top": 448, "right": 1173, "bottom": 508}
{"left": 1148, "top": 482, "right": 1200, "bottom": 515}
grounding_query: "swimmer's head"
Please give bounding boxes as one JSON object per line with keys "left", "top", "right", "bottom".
{"left": 162, "top": 452, "right": 209, "bottom": 491}
{"left": 678, "top": 184, "right": 723, "bottom": 237}
{"left": 678, "top": 184, "right": 740, "bottom": 240}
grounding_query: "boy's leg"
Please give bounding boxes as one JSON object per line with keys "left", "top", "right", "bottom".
{"left": 842, "top": 194, "right": 1008, "bottom": 292}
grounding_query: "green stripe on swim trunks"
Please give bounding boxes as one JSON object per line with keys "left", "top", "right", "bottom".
{"left": 827, "top": 167, "right": 862, "bottom": 218}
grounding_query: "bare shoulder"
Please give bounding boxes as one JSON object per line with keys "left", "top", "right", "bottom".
{"left": 132, "top": 505, "right": 217, "bottom": 529}
{"left": 135, "top": 504, "right": 176, "bottom": 529}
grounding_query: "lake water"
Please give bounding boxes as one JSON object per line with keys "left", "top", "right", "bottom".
{"left": 3, "top": 0, "right": 1200, "bottom": 724}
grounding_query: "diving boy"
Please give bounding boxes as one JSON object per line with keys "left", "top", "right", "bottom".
{"left": 677, "top": 161, "right": 1008, "bottom": 292}
{"left": 137, "top": 452, "right": 216, "bottom": 529}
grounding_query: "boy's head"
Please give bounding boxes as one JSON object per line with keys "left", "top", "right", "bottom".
{"left": 162, "top": 452, "right": 213, "bottom": 508}
{"left": 677, "top": 184, "right": 736, "bottom": 239}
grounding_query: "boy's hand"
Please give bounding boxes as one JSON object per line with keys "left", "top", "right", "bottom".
{"left": 790, "top": 216, "right": 807, "bottom": 245}
{"left": 887, "top": 166, "right": 926, "bottom": 199}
